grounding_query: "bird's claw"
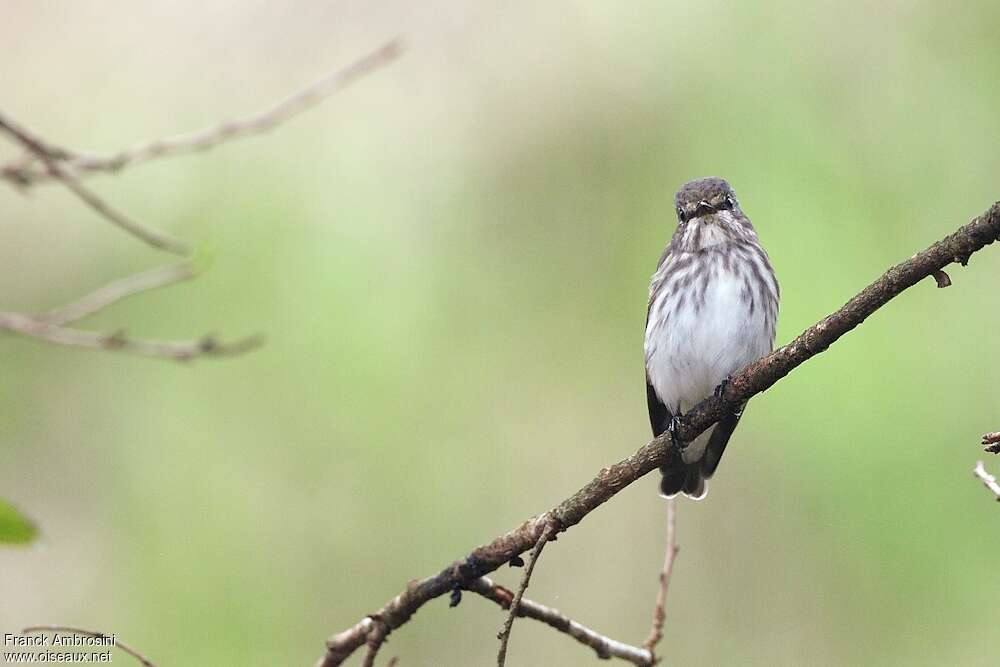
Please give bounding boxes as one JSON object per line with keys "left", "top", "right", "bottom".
{"left": 667, "top": 414, "right": 686, "bottom": 455}
{"left": 714, "top": 376, "right": 731, "bottom": 398}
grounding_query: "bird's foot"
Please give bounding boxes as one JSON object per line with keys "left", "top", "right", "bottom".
{"left": 714, "top": 375, "right": 731, "bottom": 398}
{"left": 451, "top": 553, "right": 487, "bottom": 607}
{"left": 667, "top": 414, "right": 687, "bottom": 456}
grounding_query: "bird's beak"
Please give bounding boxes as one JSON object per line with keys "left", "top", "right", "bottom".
{"left": 694, "top": 200, "right": 715, "bottom": 218}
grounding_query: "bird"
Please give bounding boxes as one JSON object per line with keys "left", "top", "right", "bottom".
{"left": 644, "top": 177, "right": 779, "bottom": 499}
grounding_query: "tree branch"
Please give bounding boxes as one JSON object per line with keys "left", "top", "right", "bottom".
{"left": 360, "top": 624, "right": 389, "bottom": 667}
{"left": 0, "top": 310, "right": 261, "bottom": 360}
{"left": 643, "top": 499, "right": 678, "bottom": 659}
{"left": 316, "top": 201, "right": 1000, "bottom": 666}
{"left": 496, "top": 522, "right": 555, "bottom": 666}
{"left": 467, "top": 577, "right": 653, "bottom": 666}
{"left": 1, "top": 40, "right": 402, "bottom": 186}
{"left": 0, "top": 262, "right": 258, "bottom": 360}
{"left": 41, "top": 262, "right": 197, "bottom": 326}
{"left": 0, "top": 112, "right": 190, "bottom": 254}
{"left": 1, "top": 39, "right": 401, "bottom": 253}
{"left": 2, "top": 40, "right": 400, "bottom": 357}
{"left": 22, "top": 626, "right": 155, "bottom": 667}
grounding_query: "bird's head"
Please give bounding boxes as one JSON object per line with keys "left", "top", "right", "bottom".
{"left": 670, "top": 177, "right": 756, "bottom": 251}
{"left": 674, "top": 177, "right": 739, "bottom": 223}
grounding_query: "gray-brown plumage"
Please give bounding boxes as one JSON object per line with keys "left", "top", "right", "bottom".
{"left": 644, "top": 177, "right": 779, "bottom": 499}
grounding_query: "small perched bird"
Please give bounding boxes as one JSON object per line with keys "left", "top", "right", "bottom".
{"left": 644, "top": 177, "right": 779, "bottom": 499}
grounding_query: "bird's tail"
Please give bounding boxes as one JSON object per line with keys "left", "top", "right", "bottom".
{"left": 659, "top": 460, "right": 707, "bottom": 500}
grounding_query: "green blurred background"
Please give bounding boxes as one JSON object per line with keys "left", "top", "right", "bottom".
{"left": 2, "top": 2, "right": 999, "bottom": 665}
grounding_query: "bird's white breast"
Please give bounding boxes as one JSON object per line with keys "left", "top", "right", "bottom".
{"left": 644, "top": 238, "right": 776, "bottom": 461}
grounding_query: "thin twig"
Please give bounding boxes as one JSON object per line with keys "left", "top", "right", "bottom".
{"left": 42, "top": 263, "right": 197, "bottom": 325}
{"left": 467, "top": 577, "right": 653, "bottom": 666}
{"left": 315, "top": 201, "right": 1000, "bottom": 667}
{"left": 0, "top": 112, "right": 71, "bottom": 161}
{"left": 497, "top": 522, "right": 555, "bottom": 667}
{"left": 1, "top": 261, "right": 256, "bottom": 361}
{"left": 22, "top": 625, "right": 155, "bottom": 667}
{"left": 47, "top": 161, "right": 190, "bottom": 254}
{"left": 973, "top": 461, "right": 1000, "bottom": 501}
{"left": 3, "top": 40, "right": 402, "bottom": 184}
{"left": 643, "top": 499, "right": 679, "bottom": 659}
{"left": 0, "top": 113, "right": 189, "bottom": 254}
{"left": 982, "top": 432, "right": 1000, "bottom": 454}
{"left": 319, "top": 617, "right": 378, "bottom": 667}
{"left": 1, "top": 41, "right": 401, "bottom": 358}
{"left": 361, "top": 622, "right": 388, "bottom": 667}
{"left": 0, "top": 310, "right": 261, "bottom": 360}
{"left": 1, "top": 39, "right": 402, "bottom": 255}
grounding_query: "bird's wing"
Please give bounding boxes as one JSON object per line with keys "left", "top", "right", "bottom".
{"left": 645, "top": 246, "right": 675, "bottom": 437}
{"left": 646, "top": 372, "right": 672, "bottom": 437}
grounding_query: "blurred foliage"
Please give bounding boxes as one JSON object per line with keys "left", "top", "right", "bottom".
{"left": 2, "top": 2, "right": 999, "bottom": 666}
{"left": 0, "top": 499, "right": 37, "bottom": 545}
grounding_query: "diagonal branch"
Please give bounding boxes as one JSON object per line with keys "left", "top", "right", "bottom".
{"left": 45, "top": 160, "right": 191, "bottom": 254}
{"left": 2, "top": 40, "right": 402, "bottom": 185}
{"left": 468, "top": 577, "right": 653, "bottom": 666}
{"left": 360, "top": 624, "right": 389, "bottom": 667}
{"left": 316, "top": 201, "right": 1000, "bottom": 666}
{"left": 496, "top": 523, "right": 555, "bottom": 666}
{"left": 0, "top": 39, "right": 401, "bottom": 254}
{"left": 42, "top": 262, "right": 197, "bottom": 326}
{"left": 1, "top": 41, "right": 401, "bottom": 356}
{"left": 0, "top": 112, "right": 190, "bottom": 254}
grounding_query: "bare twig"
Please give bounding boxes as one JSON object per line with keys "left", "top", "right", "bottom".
{"left": 497, "top": 523, "right": 556, "bottom": 667}
{"left": 0, "top": 40, "right": 401, "bottom": 360}
{"left": 315, "top": 201, "right": 1000, "bottom": 667}
{"left": 467, "top": 577, "right": 653, "bottom": 666}
{"left": 0, "top": 310, "right": 261, "bottom": 360}
{"left": 643, "top": 499, "right": 679, "bottom": 659}
{"left": 1, "top": 40, "right": 401, "bottom": 357}
{"left": 319, "top": 618, "right": 378, "bottom": 667}
{"left": 2, "top": 262, "right": 255, "bottom": 360}
{"left": 22, "top": 625, "right": 155, "bottom": 667}
{"left": 1, "top": 39, "right": 401, "bottom": 255}
{"left": 0, "top": 112, "right": 71, "bottom": 162}
{"left": 48, "top": 161, "right": 191, "bottom": 254}
{"left": 361, "top": 623, "right": 389, "bottom": 667}
{"left": 2, "top": 40, "right": 402, "bottom": 185}
{"left": 982, "top": 432, "right": 1000, "bottom": 454}
{"left": 41, "top": 262, "right": 197, "bottom": 325}
{"left": 0, "top": 112, "right": 190, "bottom": 253}
{"left": 973, "top": 461, "right": 1000, "bottom": 501}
